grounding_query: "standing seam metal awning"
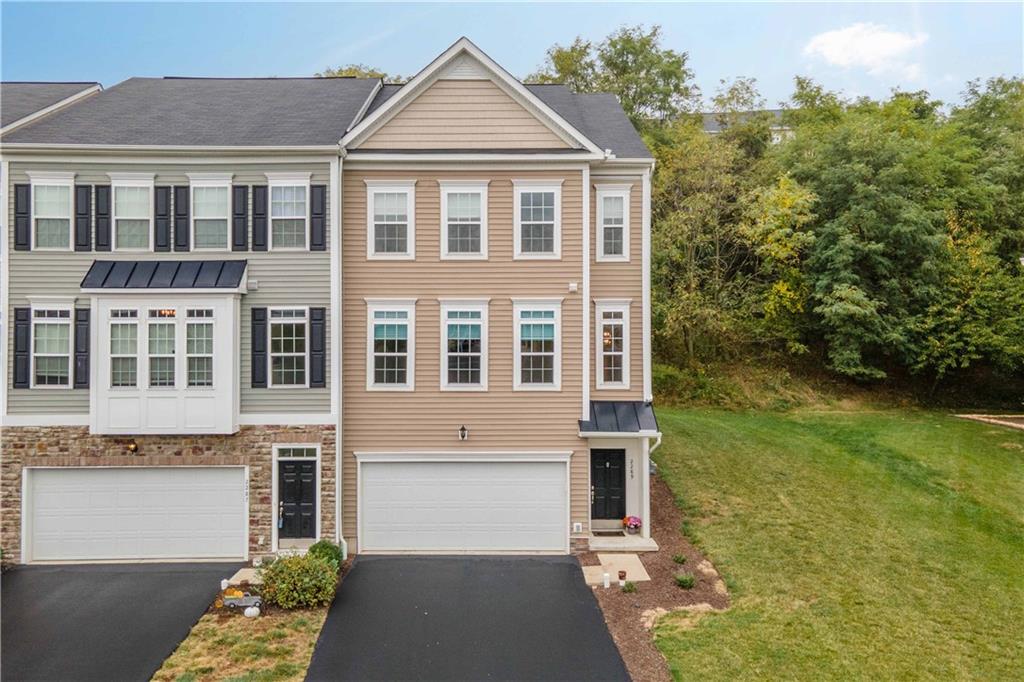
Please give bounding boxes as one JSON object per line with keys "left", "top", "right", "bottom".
{"left": 80, "top": 260, "right": 247, "bottom": 290}
{"left": 578, "top": 400, "right": 659, "bottom": 434}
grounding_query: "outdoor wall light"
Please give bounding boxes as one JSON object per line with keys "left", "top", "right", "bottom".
{"left": 458, "top": 425, "right": 469, "bottom": 441}
{"left": 126, "top": 440, "right": 139, "bottom": 454}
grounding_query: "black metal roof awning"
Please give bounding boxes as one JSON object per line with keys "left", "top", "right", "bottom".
{"left": 81, "top": 260, "right": 247, "bottom": 290}
{"left": 579, "top": 400, "right": 660, "bottom": 435}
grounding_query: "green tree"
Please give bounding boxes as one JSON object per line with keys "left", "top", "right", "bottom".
{"left": 527, "top": 25, "right": 698, "bottom": 127}
{"left": 316, "top": 64, "right": 402, "bottom": 82}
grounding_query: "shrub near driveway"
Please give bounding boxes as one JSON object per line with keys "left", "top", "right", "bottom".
{"left": 260, "top": 554, "right": 338, "bottom": 609}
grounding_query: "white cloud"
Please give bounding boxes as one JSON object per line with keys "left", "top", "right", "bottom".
{"left": 803, "top": 23, "right": 928, "bottom": 81}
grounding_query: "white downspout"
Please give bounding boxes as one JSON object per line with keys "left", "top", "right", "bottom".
{"left": 581, "top": 165, "right": 591, "bottom": 421}
{"left": 641, "top": 164, "right": 653, "bottom": 402}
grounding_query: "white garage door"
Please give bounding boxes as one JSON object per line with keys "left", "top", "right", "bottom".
{"left": 360, "top": 459, "right": 568, "bottom": 553}
{"left": 27, "top": 467, "right": 247, "bottom": 562}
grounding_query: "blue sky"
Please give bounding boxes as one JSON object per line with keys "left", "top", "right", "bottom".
{"left": 2, "top": 2, "right": 1021, "bottom": 107}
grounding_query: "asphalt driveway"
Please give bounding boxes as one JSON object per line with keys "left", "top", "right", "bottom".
{"left": 306, "top": 556, "right": 628, "bottom": 681}
{"left": 1, "top": 562, "right": 242, "bottom": 682}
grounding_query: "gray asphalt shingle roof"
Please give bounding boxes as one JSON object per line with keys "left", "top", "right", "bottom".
{"left": 1, "top": 82, "right": 99, "bottom": 128}
{"left": 3, "top": 77, "right": 379, "bottom": 146}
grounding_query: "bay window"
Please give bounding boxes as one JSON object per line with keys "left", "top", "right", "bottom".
{"left": 513, "top": 299, "right": 561, "bottom": 390}
{"left": 366, "top": 299, "right": 415, "bottom": 390}
{"left": 186, "top": 309, "right": 214, "bottom": 387}
{"left": 441, "top": 300, "right": 488, "bottom": 390}
{"left": 109, "top": 309, "right": 138, "bottom": 388}
{"left": 147, "top": 309, "right": 176, "bottom": 388}
{"left": 440, "top": 182, "right": 488, "bottom": 259}
{"left": 366, "top": 181, "right": 415, "bottom": 259}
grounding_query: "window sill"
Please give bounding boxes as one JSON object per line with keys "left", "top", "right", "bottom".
{"left": 596, "top": 255, "right": 630, "bottom": 264}
{"left": 512, "top": 384, "right": 562, "bottom": 392}
{"left": 366, "top": 384, "right": 415, "bottom": 392}
{"left": 367, "top": 253, "right": 416, "bottom": 261}
{"left": 513, "top": 253, "right": 561, "bottom": 261}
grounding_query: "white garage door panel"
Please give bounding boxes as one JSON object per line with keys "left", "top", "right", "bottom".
{"left": 361, "top": 461, "right": 567, "bottom": 552}
{"left": 29, "top": 468, "right": 246, "bottom": 561}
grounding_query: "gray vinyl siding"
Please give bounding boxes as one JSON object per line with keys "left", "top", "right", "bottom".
{"left": 6, "top": 161, "right": 332, "bottom": 416}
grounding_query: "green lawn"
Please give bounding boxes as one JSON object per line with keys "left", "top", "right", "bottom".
{"left": 652, "top": 407, "right": 1024, "bottom": 680}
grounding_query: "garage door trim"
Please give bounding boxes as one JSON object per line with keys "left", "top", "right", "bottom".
{"left": 354, "top": 450, "right": 572, "bottom": 554}
{"left": 22, "top": 465, "right": 249, "bottom": 564}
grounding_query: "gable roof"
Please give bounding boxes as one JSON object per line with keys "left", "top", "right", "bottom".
{"left": 361, "top": 82, "right": 651, "bottom": 159}
{"left": 2, "top": 77, "right": 379, "bottom": 147}
{"left": 1, "top": 82, "right": 100, "bottom": 131}
{"left": 342, "top": 37, "right": 603, "bottom": 155}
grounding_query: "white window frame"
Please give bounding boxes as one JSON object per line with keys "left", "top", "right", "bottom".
{"left": 108, "top": 308, "right": 139, "bottom": 390}
{"left": 595, "top": 299, "right": 631, "bottom": 390}
{"left": 28, "top": 298, "right": 74, "bottom": 389}
{"left": 439, "top": 181, "right": 488, "bottom": 260}
{"left": 189, "top": 173, "right": 233, "bottom": 252}
{"left": 365, "top": 180, "right": 416, "bottom": 260}
{"left": 266, "top": 172, "right": 311, "bottom": 252}
{"left": 108, "top": 173, "right": 154, "bottom": 252}
{"left": 267, "top": 306, "right": 310, "bottom": 389}
{"left": 185, "top": 308, "right": 215, "bottom": 389}
{"left": 439, "top": 299, "right": 489, "bottom": 391}
{"left": 512, "top": 298, "right": 562, "bottom": 391}
{"left": 513, "top": 180, "right": 562, "bottom": 260}
{"left": 27, "top": 171, "right": 75, "bottom": 252}
{"left": 146, "top": 308, "right": 178, "bottom": 389}
{"left": 365, "top": 298, "right": 416, "bottom": 391}
{"left": 596, "top": 184, "right": 631, "bottom": 263}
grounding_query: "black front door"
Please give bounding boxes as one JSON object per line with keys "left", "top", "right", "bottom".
{"left": 591, "top": 449, "right": 626, "bottom": 520}
{"left": 279, "top": 460, "right": 316, "bottom": 538}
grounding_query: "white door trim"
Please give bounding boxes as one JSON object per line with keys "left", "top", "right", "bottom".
{"left": 271, "top": 444, "right": 322, "bottom": 552}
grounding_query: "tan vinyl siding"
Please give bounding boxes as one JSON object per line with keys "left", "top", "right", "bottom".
{"left": 341, "top": 169, "right": 588, "bottom": 548}
{"left": 590, "top": 178, "right": 644, "bottom": 400}
{"left": 6, "top": 162, "right": 332, "bottom": 415}
{"left": 359, "top": 80, "right": 572, "bottom": 150}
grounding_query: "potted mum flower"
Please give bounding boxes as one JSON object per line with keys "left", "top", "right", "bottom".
{"left": 623, "top": 515, "right": 642, "bottom": 535}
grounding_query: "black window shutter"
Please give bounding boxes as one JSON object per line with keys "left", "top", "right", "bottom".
{"left": 74, "top": 308, "right": 90, "bottom": 388}
{"left": 252, "top": 185, "right": 268, "bottom": 251}
{"left": 309, "top": 307, "right": 326, "bottom": 388}
{"left": 232, "top": 185, "right": 249, "bottom": 251}
{"left": 173, "top": 185, "right": 190, "bottom": 251}
{"left": 14, "top": 184, "right": 31, "bottom": 251}
{"left": 94, "top": 185, "right": 112, "bottom": 251}
{"left": 251, "top": 307, "right": 268, "bottom": 388}
{"left": 74, "top": 185, "right": 92, "bottom": 252}
{"left": 13, "top": 307, "right": 31, "bottom": 388}
{"left": 154, "top": 186, "right": 171, "bottom": 252}
{"left": 310, "top": 185, "right": 326, "bottom": 251}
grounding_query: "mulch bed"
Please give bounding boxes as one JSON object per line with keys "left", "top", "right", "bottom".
{"left": 579, "top": 475, "right": 730, "bottom": 682}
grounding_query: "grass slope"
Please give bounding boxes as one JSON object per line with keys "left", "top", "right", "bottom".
{"left": 653, "top": 408, "right": 1024, "bottom": 680}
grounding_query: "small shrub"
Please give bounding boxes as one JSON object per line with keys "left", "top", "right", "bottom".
{"left": 622, "top": 581, "right": 637, "bottom": 593}
{"left": 674, "top": 573, "right": 696, "bottom": 589}
{"left": 307, "top": 540, "right": 342, "bottom": 570}
{"left": 672, "top": 554, "right": 687, "bottom": 565}
{"left": 259, "top": 554, "right": 337, "bottom": 609}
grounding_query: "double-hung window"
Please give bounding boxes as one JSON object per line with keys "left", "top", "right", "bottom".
{"left": 366, "top": 181, "right": 415, "bottom": 259}
{"left": 186, "top": 308, "right": 214, "bottom": 387}
{"left": 109, "top": 173, "right": 154, "bottom": 251}
{"left": 148, "top": 309, "right": 176, "bottom": 387}
{"left": 32, "top": 306, "right": 72, "bottom": 387}
{"left": 269, "top": 308, "right": 308, "bottom": 387}
{"left": 28, "top": 172, "right": 74, "bottom": 250}
{"left": 366, "top": 300, "right": 415, "bottom": 390}
{"left": 596, "top": 185, "right": 631, "bottom": 262}
{"left": 440, "top": 300, "right": 488, "bottom": 390}
{"left": 190, "top": 174, "right": 232, "bottom": 250}
{"left": 513, "top": 180, "right": 562, "bottom": 259}
{"left": 440, "top": 181, "right": 488, "bottom": 259}
{"left": 267, "top": 173, "right": 310, "bottom": 250}
{"left": 595, "top": 300, "right": 631, "bottom": 389}
{"left": 109, "top": 309, "right": 139, "bottom": 388}
{"left": 513, "top": 299, "right": 561, "bottom": 390}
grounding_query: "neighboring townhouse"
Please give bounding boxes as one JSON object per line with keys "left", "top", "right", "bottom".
{"left": 0, "top": 38, "right": 658, "bottom": 564}
{"left": 0, "top": 82, "right": 102, "bottom": 135}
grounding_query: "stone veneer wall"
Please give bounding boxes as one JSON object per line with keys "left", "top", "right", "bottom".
{"left": 1, "top": 425, "right": 336, "bottom": 564}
